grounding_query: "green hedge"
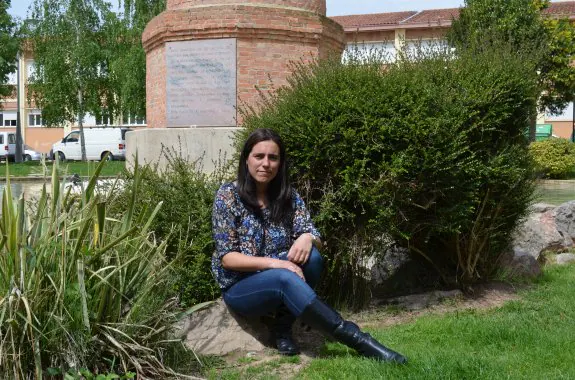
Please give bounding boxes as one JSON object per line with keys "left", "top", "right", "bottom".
{"left": 238, "top": 46, "right": 538, "bottom": 307}
{"left": 530, "top": 138, "right": 575, "bottom": 178}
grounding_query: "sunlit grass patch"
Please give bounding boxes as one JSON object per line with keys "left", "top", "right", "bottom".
{"left": 0, "top": 160, "right": 125, "bottom": 177}
{"left": 299, "top": 264, "right": 575, "bottom": 379}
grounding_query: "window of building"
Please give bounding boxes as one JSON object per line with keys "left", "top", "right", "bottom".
{"left": 96, "top": 114, "right": 113, "bottom": 126}
{"left": 343, "top": 41, "right": 396, "bottom": 63}
{"left": 122, "top": 114, "right": 146, "bottom": 126}
{"left": 6, "top": 70, "right": 17, "bottom": 85}
{"left": 26, "top": 60, "right": 36, "bottom": 81}
{"left": 8, "top": 134, "right": 15, "bottom": 144}
{"left": 2, "top": 112, "right": 17, "bottom": 127}
{"left": 29, "top": 114, "right": 43, "bottom": 127}
{"left": 404, "top": 39, "right": 449, "bottom": 60}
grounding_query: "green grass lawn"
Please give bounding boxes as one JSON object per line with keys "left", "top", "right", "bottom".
{"left": 209, "top": 263, "right": 575, "bottom": 379}
{"left": 0, "top": 160, "right": 126, "bottom": 178}
{"left": 536, "top": 180, "right": 575, "bottom": 205}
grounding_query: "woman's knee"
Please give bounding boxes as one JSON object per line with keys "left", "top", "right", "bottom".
{"left": 304, "top": 247, "right": 323, "bottom": 274}
{"left": 274, "top": 268, "right": 304, "bottom": 287}
{"left": 302, "top": 247, "right": 323, "bottom": 289}
{"left": 308, "top": 247, "right": 323, "bottom": 267}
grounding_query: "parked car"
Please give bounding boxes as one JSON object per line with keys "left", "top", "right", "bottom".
{"left": 23, "top": 145, "right": 42, "bottom": 161}
{"left": 0, "top": 132, "right": 16, "bottom": 161}
{"left": 51, "top": 128, "right": 130, "bottom": 161}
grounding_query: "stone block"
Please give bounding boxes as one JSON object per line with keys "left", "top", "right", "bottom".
{"left": 125, "top": 127, "right": 237, "bottom": 172}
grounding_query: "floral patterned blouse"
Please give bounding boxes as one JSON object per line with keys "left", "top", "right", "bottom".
{"left": 211, "top": 182, "right": 321, "bottom": 290}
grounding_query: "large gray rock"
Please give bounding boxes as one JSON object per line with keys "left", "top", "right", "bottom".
{"left": 499, "top": 248, "right": 542, "bottom": 279}
{"left": 369, "top": 246, "right": 411, "bottom": 286}
{"left": 175, "top": 299, "right": 320, "bottom": 357}
{"left": 552, "top": 201, "right": 575, "bottom": 247}
{"left": 175, "top": 298, "right": 268, "bottom": 355}
{"left": 530, "top": 202, "right": 556, "bottom": 214}
{"left": 512, "top": 208, "right": 564, "bottom": 259}
{"left": 365, "top": 244, "right": 436, "bottom": 297}
{"left": 555, "top": 252, "right": 575, "bottom": 265}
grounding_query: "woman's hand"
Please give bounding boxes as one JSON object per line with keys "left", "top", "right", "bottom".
{"left": 269, "top": 258, "right": 305, "bottom": 280}
{"left": 287, "top": 233, "right": 314, "bottom": 265}
{"left": 222, "top": 253, "right": 305, "bottom": 280}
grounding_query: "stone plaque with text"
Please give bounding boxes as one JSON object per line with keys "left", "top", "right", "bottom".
{"left": 166, "top": 39, "right": 236, "bottom": 127}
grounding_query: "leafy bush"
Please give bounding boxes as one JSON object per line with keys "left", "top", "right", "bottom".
{"left": 238, "top": 46, "right": 538, "bottom": 307}
{"left": 0, "top": 160, "right": 192, "bottom": 378}
{"left": 530, "top": 138, "right": 575, "bottom": 178}
{"left": 111, "top": 149, "right": 228, "bottom": 306}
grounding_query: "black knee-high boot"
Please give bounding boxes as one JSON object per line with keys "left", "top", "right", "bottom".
{"left": 270, "top": 306, "right": 300, "bottom": 355}
{"left": 300, "top": 298, "right": 407, "bottom": 364}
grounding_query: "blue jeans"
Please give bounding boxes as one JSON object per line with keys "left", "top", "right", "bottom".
{"left": 223, "top": 247, "right": 323, "bottom": 318}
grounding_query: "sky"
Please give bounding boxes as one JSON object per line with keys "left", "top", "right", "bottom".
{"left": 9, "top": 0, "right": 467, "bottom": 20}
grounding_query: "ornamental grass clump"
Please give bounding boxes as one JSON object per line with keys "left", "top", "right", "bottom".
{"left": 238, "top": 45, "right": 538, "bottom": 307}
{"left": 0, "top": 159, "right": 189, "bottom": 379}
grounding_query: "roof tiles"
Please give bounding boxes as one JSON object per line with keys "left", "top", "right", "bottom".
{"left": 401, "top": 8, "right": 460, "bottom": 25}
{"left": 330, "top": 11, "right": 417, "bottom": 28}
{"left": 544, "top": 1, "right": 575, "bottom": 16}
{"left": 330, "top": 1, "right": 575, "bottom": 29}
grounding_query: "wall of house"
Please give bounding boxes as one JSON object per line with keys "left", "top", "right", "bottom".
{"left": 550, "top": 121, "right": 574, "bottom": 140}
{"left": 344, "top": 30, "right": 395, "bottom": 44}
{"left": 406, "top": 28, "right": 447, "bottom": 40}
{"left": 25, "top": 128, "right": 66, "bottom": 153}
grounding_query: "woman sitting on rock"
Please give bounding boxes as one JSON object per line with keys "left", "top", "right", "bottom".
{"left": 211, "top": 128, "right": 407, "bottom": 363}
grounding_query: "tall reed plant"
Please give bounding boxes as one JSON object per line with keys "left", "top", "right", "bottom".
{"left": 0, "top": 158, "right": 188, "bottom": 379}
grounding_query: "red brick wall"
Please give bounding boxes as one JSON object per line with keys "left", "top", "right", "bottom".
{"left": 167, "top": 0, "right": 326, "bottom": 15}
{"left": 237, "top": 38, "right": 316, "bottom": 112}
{"left": 143, "top": 1, "right": 344, "bottom": 128}
{"left": 146, "top": 45, "right": 166, "bottom": 130}
{"left": 143, "top": 6, "right": 343, "bottom": 53}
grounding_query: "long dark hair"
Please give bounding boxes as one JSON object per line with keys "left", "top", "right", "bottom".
{"left": 237, "top": 128, "right": 293, "bottom": 223}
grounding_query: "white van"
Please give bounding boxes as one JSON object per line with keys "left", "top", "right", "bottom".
{"left": 0, "top": 132, "right": 16, "bottom": 161}
{"left": 51, "top": 128, "right": 130, "bottom": 161}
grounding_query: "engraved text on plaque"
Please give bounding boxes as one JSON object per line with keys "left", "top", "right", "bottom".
{"left": 166, "top": 39, "right": 236, "bottom": 127}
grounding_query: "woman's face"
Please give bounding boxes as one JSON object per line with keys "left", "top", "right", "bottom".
{"left": 246, "top": 140, "right": 281, "bottom": 187}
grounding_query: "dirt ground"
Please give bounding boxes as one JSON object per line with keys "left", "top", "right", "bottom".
{"left": 358, "top": 281, "right": 522, "bottom": 329}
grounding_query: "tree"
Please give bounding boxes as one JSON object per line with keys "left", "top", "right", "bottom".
{"left": 539, "top": 16, "right": 575, "bottom": 114}
{"left": 105, "top": 0, "right": 165, "bottom": 121}
{"left": 27, "top": 0, "right": 114, "bottom": 161}
{"left": 0, "top": 0, "right": 19, "bottom": 101}
{"left": 448, "top": 0, "right": 575, "bottom": 139}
